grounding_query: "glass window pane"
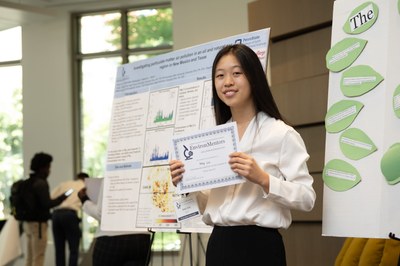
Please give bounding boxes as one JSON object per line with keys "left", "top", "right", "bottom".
{"left": 77, "top": 5, "right": 175, "bottom": 252}
{"left": 0, "top": 27, "right": 22, "bottom": 61}
{"left": 128, "top": 54, "right": 151, "bottom": 63}
{"left": 152, "top": 232, "right": 181, "bottom": 252}
{"left": 81, "top": 212, "right": 99, "bottom": 251}
{"left": 128, "top": 7, "right": 173, "bottom": 49}
{"left": 128, "top": 52, "right": 165, "bottom": 63}
{"left": 81, "top": 57, "right": 121, "bottom": 176}
{"left": 81, "top": 57, "right": 120, "bottom": 251}
{"left": 0, "top": 65, "right": 23, "bottom": 219}
{"left": 80, "top": 13, "right": 122, "bottom": 54}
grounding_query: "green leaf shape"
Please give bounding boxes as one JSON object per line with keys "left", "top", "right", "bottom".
{"left": 393, "top": 85, "right": 400, "bottom": 118}
{"left": 341, "top": 65, "right": 383, "bottom": 97}
{"left": 323, "top": 159, "right": 361, "bottom": 191}
{"left": 380, "top": 143, "right": 400, "bottom": 185}
{"left": 326, "top": 38, "right": 367, "bottom": 72}
{"left": 325, "top": 100, "right": 364, "bottom": 133}
{"left": 398, "top": 0, "right": 400, "bottom": 16}
{"left": 339, "top": 128, "right": 377, "bottom": 160}
{"left": 343, "top": 2, "right": 379, "bottom": 35}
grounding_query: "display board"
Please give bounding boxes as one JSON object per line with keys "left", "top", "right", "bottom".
{"left": 323, "top": 0, "right": 400, "bottom": 238}
{"left": 100, "top": 29, "right": 270, "bottom": 232}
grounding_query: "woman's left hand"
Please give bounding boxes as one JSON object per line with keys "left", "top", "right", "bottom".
{"left": 229, "top": 152, "right": 270, "bottom": 192}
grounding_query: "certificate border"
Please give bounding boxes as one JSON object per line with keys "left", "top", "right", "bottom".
{"left": 172, "top": 123, "right": 241, "bottom": 192}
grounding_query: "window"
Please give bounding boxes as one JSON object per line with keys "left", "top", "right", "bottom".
{"left": 73, "top": 5, "right": 175, "bottom": 251}
{"left": 0, "top": 27, "right": 23, "bottom": 220}
{"left": 75, "top": 5, "right": 173, "bottom": 177}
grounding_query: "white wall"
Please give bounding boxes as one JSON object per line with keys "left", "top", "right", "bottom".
{"left": 22, "top": 13, "right": 74, "bottom": 188}
{"left": 172, "top": 0, "right": 251, "bottom": 50}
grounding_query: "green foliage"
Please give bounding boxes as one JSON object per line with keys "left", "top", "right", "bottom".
{"left": 84, "top": 138, "right": 108, "bottom": 177}
{"left": 106, "top": 7, "right": 173, "bottom": 49}
{"left": 0, "top": 86, "right": 23, "bottom": 218}
{"left": 81, "top": 92, "right": 109, "bottom": 177}
{"left": 82, "top": 7, "right": 173, "bottom": 178}
{"left": 152, "top": 232, "right": 181, "bottom": 252}
{"left": 79, "top": 5, "right": 174, "bottom": 251}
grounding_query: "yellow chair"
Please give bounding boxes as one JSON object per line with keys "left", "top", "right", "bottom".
{"left": 335, "top": 237, "right": 400, "bottom": 266}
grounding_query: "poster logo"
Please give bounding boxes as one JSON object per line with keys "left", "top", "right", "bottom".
{"left": 116, "top": 66, "right": 127, "bottom": 81}
{"left": 183, "top": 145, "right": 193, "bottom": 160}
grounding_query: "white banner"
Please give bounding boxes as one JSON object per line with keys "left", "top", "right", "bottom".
{"left": 323, "top": 0, "right": 400, "bottom": 238}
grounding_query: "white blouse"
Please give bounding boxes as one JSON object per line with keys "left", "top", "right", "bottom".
{"left": 201, "top": 112, "right": 316, "bottom": 229}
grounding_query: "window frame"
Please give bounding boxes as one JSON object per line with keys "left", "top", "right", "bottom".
{"left": 71, "top": 4, "right": 175, "bottom": 251}
{"left": 71, "top": 3, "right": 173, "bottom": 174}
{"left": 0, "top": 26, "right": 23, "bottom": 220}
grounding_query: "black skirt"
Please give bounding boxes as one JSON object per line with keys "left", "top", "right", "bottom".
{"left": 206, "top": 225, "right": 286, "bottom": 266}
{"left": 92, "top": 234, "right": 151, "bottom": 266}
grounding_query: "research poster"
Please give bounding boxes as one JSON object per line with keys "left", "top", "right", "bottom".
{"left": 100, "top": 29, "right": 270, "bottom": 232}
{"left": 323, "top": 0, "right": 400, "bottom": 238}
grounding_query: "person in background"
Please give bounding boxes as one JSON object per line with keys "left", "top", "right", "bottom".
{"left": 169, "top": 44, "right": 316, "bottom": 266}
{"left": 77, "top": 180, "right": 151, "bottom": 266}
{"left": 51, "top": 172, "right": 89, "bottom": 266}
{"left": 24, "top": 152, "right": 69, "bottom": 266}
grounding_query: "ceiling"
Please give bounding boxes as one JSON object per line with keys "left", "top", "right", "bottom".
{"left": 0, "top": 0, "right": 110, "bottom": 30}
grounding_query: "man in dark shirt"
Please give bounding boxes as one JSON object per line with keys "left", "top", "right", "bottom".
{"left": 23, "top": 152, "right": 68, "bottom": 266}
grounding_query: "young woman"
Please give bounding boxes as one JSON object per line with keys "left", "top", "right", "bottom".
{"left": 169, "top": 44, "right": 316, "bottom": 266}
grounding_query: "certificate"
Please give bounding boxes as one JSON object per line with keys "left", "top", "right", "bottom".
{"left": 172, "top": 122, "right": 244, "bottom": 194}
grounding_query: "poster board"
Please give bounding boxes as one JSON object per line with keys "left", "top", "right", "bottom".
{"left": 323, "top": 0, "right": 400, "bottom": 238}
{"left": 100, "top": 29, "right": 270, "bottom": 232}
{"left": 85, "top": 178, "right": 103, "bottom": 204}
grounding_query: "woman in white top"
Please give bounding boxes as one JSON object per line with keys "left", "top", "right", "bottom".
{"left": 169, "top": 44, "right": 316, "bottom": 266}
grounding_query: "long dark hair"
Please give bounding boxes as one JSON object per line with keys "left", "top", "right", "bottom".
{"left": 211, "top": 44, "right": 283, "bottom": 125}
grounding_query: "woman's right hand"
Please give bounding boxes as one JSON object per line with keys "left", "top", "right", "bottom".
{"left": 169, "top": 159, "right": 185, "bottom": 187}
